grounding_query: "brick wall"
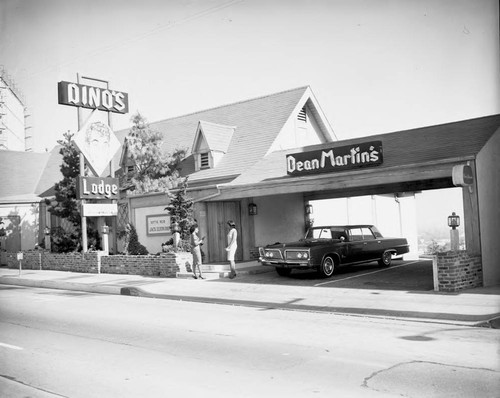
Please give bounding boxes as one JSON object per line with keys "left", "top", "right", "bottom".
{"left": 435, "top": 251, "right": 483, "bottom": 292}
{"left": 3, "top": 250, "right": 193, "bottom": 278}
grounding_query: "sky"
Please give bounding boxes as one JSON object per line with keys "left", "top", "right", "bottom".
{"left": 1, "top": 0, "right": 499, "bottom": 154}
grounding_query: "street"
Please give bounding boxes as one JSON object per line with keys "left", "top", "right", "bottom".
{"left": 1, "top": 285, "right": 499, "bottom": 398}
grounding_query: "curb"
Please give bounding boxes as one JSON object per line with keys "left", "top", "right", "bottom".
{"left": 2, "top": 277, "right": 499, "bottom": 329}
{"left": 0, "top": 277, "right": 121, "bottom": 295}
{"left": 118, "top": 286, "right": 500, "bottom": 328}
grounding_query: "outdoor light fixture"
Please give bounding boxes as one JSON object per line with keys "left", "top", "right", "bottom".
{"left": 305, "top": 203, "right": 313, "bottom": 215}
{"left": 102, "top": 225, "right": 109, "bottom": 234}
{"left": 44, "top": 226, "right": 51, "bottom": 235}
{"left": 248, "top": 203, "right": 257, "bottom": 216}
{"left": 448, "top": 212, "right": 460, "bottom": 229}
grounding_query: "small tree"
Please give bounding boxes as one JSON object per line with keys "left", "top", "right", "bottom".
{"left": 125, "top": 113, "right": 186, "bottom": 194}
{"left": 164, "top": 177, "right": 196, "bottom": 247}
{"left": 45, "top": 131, "right": 100, "bottom": 252}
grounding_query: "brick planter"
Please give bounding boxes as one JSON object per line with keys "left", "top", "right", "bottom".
{"left": 434, "top": 251, "right": 482, "bottom": 292}
{"left": 3, "top": 250, "right": 194, "bottom": 278}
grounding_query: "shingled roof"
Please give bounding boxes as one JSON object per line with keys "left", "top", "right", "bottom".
{"left": 0, "top": 148, "right": 63, "bottom": 203}
{"left": 115, "top": 86, "right": 335, "bottom": 185}
{"left": 226, "top": 113, "right": 500, "bottom": 189}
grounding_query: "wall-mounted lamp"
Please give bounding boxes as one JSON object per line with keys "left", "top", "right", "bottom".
{"left": 44, "top": 226, "right": 51, "bottom": 235}
{"left": 248, "top": 203, "right": 257, "bottom": 216}
{"left": 305, "top": 204, "right": 313, "bottom": 215}
{"left": 102, "top": 225, "right": 110, "bottom": 234}
{"left": 447, "top": 212, "right": 460, "bottom": 230}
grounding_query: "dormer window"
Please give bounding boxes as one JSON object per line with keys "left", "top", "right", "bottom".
{"left": 297, "top": 106, "right": 307, "bottom": 122}
{"left": 192, "top": 121, "right": 236, "bottom": 172}
{"left": 200, "top": 152, "right": 210, "bottom": 169}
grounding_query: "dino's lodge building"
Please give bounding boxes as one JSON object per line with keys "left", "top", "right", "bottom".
{"left": 1, "top": 86, "right": 499, "bottom": 289}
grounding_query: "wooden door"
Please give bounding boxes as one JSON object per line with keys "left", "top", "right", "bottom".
{"left": 206, "top": 202, "right": 242, "bottom": 263}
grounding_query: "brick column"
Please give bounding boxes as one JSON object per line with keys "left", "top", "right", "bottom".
{"left": 435, "top": 251, "right": 482, "bottom": 292}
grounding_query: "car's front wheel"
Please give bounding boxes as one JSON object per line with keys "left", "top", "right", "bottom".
{"left": 276, "top": 267, "right": 292, "bottom": 277}
{"left": 318, "top": 256, "right": 336, "bottom": 278}
{"left": 378, "top": 250, "right": 393, "bottom": 267}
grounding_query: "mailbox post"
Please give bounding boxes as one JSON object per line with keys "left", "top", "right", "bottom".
{"left": 102, "top": 225, "right": 110, "bottom": 255}
{"left": 17, "top": 252, "right": 23, "bottom": 276}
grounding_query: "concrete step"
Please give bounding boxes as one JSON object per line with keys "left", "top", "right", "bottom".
{"left": 176, "top": 271, "right": 230, "bottom": 280}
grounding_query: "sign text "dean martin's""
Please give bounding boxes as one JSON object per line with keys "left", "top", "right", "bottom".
{"left": 58, "top": 81, "right": 129, "bottom": 114}
{"left": 286, "top": 141, "right": 383, "bottom": 176}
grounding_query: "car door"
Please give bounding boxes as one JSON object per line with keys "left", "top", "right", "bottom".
{"left": 345, "top": 227, "right": 366, "bottom": 263}
{"left": 361, "top": 226, "right": 381, "bottom": 261}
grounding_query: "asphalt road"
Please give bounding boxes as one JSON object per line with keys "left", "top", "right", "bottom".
{"left": 1, "top": 285, "right": 499, "bottom": 398}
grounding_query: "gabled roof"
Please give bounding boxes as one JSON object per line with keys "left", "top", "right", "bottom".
{"left": 223, "top": 114, "right": 500, "bottom": 193}
{"left": 0, "top": 148, "right": 63, "bottom": 203}
{"left": 192, "top": 121, "right": 235, "bottom": 153}
{"left": 114, "top": 86, "right": 335, "bottom": 185}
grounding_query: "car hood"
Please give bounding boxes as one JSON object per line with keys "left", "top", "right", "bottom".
{"left": 264, "top": 239, "right": 318, "bottom": 249}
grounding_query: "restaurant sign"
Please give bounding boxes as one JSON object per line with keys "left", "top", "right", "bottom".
{"left": 81, "top": 203, "right": 118, "bottom": 217}
{"left": 58, "top": 81, "right": 129, "bottom": 114}
{"left": 77, "top": 177, "right": 120, "bottom": 200}
{"left": 147, "top": 214, "right": 171, "bottom": 236}
{"left": 286, "top": 141, "right": 383, "bottom": 177}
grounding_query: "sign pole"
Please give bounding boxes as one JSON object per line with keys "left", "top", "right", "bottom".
{"left": 77, "top": 73, "right": 88, "bottom": 253}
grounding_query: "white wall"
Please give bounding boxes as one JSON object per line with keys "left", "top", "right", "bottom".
{"left": 476, "top": 128, "right": 500, "bottom": 286}
{"left": 134, "top": 205, "right": 171, "bottom": 254}
{"left": 268, "top": 104, "right": 325, "bottom": 153}
{"left": 253, "top": 193, "right": 305, "bottom": 247}
{"left": 0, "top": 203, "right": 39, "bottom": 252}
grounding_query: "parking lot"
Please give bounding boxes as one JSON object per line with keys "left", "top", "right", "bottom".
{"left": 225, "top": 259, "right": 434, "bottom": 292}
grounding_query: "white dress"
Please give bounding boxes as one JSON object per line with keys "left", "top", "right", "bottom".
{"left": 226, "top": 228, "right": 237, "bottom": 261}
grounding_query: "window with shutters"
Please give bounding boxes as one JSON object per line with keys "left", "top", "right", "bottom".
{"left": 200, "top": 152, "right": 210, "bottom": 169}
{"left": 297, "top": 106, "right": 307, "bottom": 122}
{"left": 126, "top": 165, "right": 135, "bottom": 183}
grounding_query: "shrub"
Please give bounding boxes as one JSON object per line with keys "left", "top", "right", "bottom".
{"left": 119, "top": 223, "right": 149, "bottom": 255}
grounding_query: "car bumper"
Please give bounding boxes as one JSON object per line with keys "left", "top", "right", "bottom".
{"left": 259, "top": 258, "right": 315, "bottom": 269}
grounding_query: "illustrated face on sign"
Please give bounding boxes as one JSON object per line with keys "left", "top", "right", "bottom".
{"left": 73, "top": 112, "right": 121, "bottom": 176}
{"left": 85, "top": 122, "right": 111, "bottom": 163}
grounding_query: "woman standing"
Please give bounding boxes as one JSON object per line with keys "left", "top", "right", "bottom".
{"left": 190, "top": 224, "right": 205, "bottom": 279}
{"left": 226, "top": 220, "right": 238, "bottom": 279}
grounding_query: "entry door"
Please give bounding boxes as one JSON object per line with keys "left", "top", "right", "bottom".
{"left": 206, "top": 202, "right": 242, "bottom": 263}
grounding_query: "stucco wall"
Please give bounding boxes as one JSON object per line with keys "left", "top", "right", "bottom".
{"left": 134, "top": 205, "right": 170, "bottom": 254}
{"left": 0, "top": 203, "right": 39, "bottom": 252}
{"left": 253, "top": 193, "right": 305, "bottom": 247}
{"left": 476, "top": 127, "right": 500, "bottom": 286}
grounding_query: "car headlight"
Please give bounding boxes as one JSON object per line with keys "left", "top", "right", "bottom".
{"left": 265, "top": 251, "right": 274, "bottom": 258}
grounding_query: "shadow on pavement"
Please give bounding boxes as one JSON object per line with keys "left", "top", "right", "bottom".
{"left": 215, "top": 260, "right": 435, "bottom": 292}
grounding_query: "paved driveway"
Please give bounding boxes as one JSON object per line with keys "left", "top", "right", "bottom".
{"left": 225, "top": 259, "right": 434, "bottom": 292}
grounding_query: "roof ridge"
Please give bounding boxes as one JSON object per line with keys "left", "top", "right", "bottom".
{"left": 199, "top": 120, "right": 236, "bottom": 129}
{"left": 150, "top": 86, "right": 310, "bottom": 125}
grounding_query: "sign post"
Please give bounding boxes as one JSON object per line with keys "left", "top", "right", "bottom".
{"left": 58, "top": 74, "right": 128, "bottom": 254}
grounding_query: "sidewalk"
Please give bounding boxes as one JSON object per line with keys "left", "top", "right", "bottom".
{"left": 1, "top": 264, "right": 499, "bottom": 328}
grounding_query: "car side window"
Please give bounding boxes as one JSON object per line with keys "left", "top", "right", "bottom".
{"left": 371, "top": 226, "right": 383, "bottom": 238}
{"left": 349, "top": 228, "right": 363, "bottom": 241}
{"left": 320, "top": 229, "right": 332, "bottom": 239}
{"left": 361, "top": 227, "right": 375, "bottom": 240}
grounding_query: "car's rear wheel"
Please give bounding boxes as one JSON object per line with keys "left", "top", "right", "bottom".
{"left": 378, "top": 251, "right": 392, "bottom": 267}
{"left": 276, "top": 267, "right": 292, "bottom": 277}
{"left": 318, "top": 256, "right": 336, "bottom": 278}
